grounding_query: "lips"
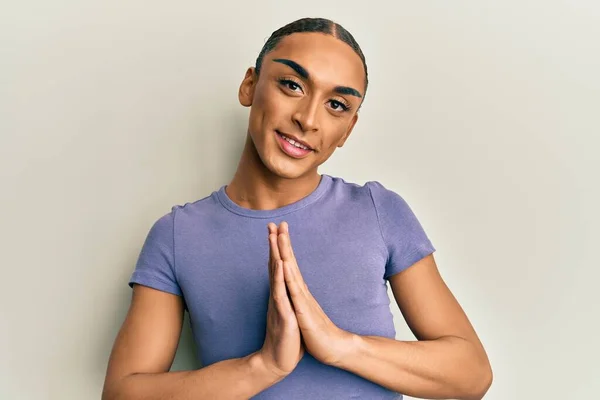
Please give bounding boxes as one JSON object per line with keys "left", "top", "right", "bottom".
{"left": 276, "top": 130, "right": 313, "bottom": 150}
{"left": 275, "top": 130, "right": 314, "bottom": 159}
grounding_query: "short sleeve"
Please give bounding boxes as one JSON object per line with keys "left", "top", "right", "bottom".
{"left": 128, "top": 209, "right": 182, "bottom": 296}
{"left": 367, "top": 181, "right": 436, "bottom": 279}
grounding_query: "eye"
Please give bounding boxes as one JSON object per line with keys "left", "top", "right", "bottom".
{"left": 328, "top": 100, "right": 350, "bottom": 112}
{"left": 279, "top": 79, "right": 303, "bottom": 93}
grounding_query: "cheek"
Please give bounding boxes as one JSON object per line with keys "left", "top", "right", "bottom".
{"left": 247, "top": 87, "right": 271, "bottom": 137}
{"left": 264, "top": 88, "right": 298, "bottom": 124}
{"left": 320, "top": 123, "right": 349, "bottom": 151}
{"left": 249, "top": 89, "right": 286, "bottom": 140}
{"left": 247, "top": 86, "right": 289, "bottom": 151}
{"left": 253, "top": 83, "right": 288, "bottom": 118}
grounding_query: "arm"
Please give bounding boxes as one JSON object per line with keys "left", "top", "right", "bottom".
{"left": 277, "top": 220, "right": 492, "bottom": 399}
{"left": 333, "top": 254, "right": 493, "bottom": 400}
{"left": 101, "top": 285, "right": 282, "bottom": 400}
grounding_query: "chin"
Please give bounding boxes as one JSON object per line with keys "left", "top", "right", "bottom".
{"left": 261, "top": 154, "right": 310, "bottom": 180}
{"left": 251, "top": 134, "right": 315, "bottom": 179}
{"left": 268, "top": 162, "right": 307, "bottom": 179}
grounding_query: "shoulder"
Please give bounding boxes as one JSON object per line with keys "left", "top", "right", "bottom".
{"left": 173, "top": 190, "right": 223, "bottom": 220}
{"left": 364, "top": 180, "right": 414, "bottom": 218}
{"left": 332, "top": 176, "right": 431, "bottom": 244}
{"left": 326, "top": 174, "right": 380, "bottom": 200}
{"left": 146, "top": 191, "right": 221, "bottom": 235}
{"left": 326, "top": 174, "right": 410, "bottom": 213}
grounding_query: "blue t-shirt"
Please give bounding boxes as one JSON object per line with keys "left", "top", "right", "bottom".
{"left": 129, "top": 174, "right": 436, "bottom": 399}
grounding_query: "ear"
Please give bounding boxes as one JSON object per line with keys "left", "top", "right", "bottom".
{"left": 337, "top": 113, "right": 359, "bottom": 148}
{"left": 238, "top": 67, "right": 257, "bottom": 107}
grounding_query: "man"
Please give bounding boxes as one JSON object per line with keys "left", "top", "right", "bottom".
{"left": 102, "top": 17, "right": 492, "bottom": 400}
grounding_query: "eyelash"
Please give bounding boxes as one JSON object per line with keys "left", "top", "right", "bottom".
{"left": 330, "top": 99, "right": 351, "bottom": 112}
{"left": 278, "top": 78, "right": 303, "bottom": 93}
{"left": 277, "top": 78, "right": 352, "bottom": 113}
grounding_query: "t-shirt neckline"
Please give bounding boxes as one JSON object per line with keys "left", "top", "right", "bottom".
{"left": 216, "top": 174, "right": 332, "bottom": 219}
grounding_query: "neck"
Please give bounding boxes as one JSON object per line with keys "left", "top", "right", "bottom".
{"left": 226, "top": 134, "right": 321, "bottom": 211}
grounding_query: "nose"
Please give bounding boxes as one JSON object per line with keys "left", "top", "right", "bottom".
{"left": 292, "top": 97, "right": 320, "bottom": 133}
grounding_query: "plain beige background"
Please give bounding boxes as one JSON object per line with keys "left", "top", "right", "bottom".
{"left": 1, "top": 1, "right": 598, "bottom": 399}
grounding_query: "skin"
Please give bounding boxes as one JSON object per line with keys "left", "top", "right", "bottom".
{"left": 102, "top": 31, "right": 492, "bottom": 400}
{"left": 260, "top": 223, "right": 304, "bottom": 378}
{"left": 273, "top": 220, "right": 492, "bottom": 399}
{"left": 227, "top": 32, "right": 364, "bottom": 211}
{"left": 231, "top": 31, "right": 368, "bottom": 378}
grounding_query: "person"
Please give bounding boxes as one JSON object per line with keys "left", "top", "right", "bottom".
{"left": 102, "top": 17, "right": 492, "bottom": 400}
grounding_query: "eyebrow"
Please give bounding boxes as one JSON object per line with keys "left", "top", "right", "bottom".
{"left": 272, "top": 58, "right": 363, "bottom": 98}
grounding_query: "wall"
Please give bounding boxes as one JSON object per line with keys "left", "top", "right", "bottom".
{"left": 1, "top": 1, "right": 598, "bottom": 398}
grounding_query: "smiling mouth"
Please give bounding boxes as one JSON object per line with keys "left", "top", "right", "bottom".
{"left": 275, "top": 130, "right": 314, "bottom": 159}
{"left": 275, "top": 130, "right": 313, "bottom": 151}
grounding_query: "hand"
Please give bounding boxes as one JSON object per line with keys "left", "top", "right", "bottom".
{"left": 277, "top": 222, "right": 354, "bottom": 366}
{"left": 258, "top": 223, "right": 304, "bottom": 380}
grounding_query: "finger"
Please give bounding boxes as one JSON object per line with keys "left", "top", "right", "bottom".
{"left": 268, "top": 222, "right": 278, "bottom": 258}
{"left": 279, "top": 221, "right": 291, "bottom": 242}
{"left": 278, "top": 232, "right": 305, "bottom": 289}
{"left": 279, "top": 221, "right": 296, "bottom": 260}
{"left": 267, "top": 222, "right": 278, "bottom": 235}
{"left": 269, "top": 234, "right": 280, "bottom": 292}
{"left": 273, "top": 260, "right": 294, "bottom": 315}
{"left": 268, "top": 223, "right": 282, "bottom": 271}
{"left": 286, "top": 257, "right": 309, "bottom": 297}
{"left": 268, "top": 224, "right": 279, "bottom": 291}
{"left": 279, "top": 221, "right": 288, "bottom": 234}
{"left": 270, "top": 231, "right": 282, "bottom": 262}
{"left": 277, "top": 229, "right": 295, "bottom": 262}
{"left": 283, "top": 261, "right": 305, "bottom": 308}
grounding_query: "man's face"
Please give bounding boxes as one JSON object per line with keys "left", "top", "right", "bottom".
{"left": 239, "top": 32, "right": 366, "bottom": 179}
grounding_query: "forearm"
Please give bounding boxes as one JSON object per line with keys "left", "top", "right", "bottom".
{"left": 334, "top": 334, "right": 492, "bottom": 400}
{"left": 103, "top": 352, "right": 282, "bottom": 400}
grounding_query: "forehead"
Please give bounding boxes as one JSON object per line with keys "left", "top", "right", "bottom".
{"left": 263, "top": 32, "right": 365, "bottom": 92}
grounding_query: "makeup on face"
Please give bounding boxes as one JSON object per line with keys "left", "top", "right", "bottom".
{"left": 272, "top": 58, "right": 363, "bottom": 99}
{"left": 275, "top": 130, "right": 314, "bottom": 159}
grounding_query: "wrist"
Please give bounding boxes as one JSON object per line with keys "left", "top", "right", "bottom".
{"left": 247, "top": 351, "right": 288, "bottom": 384}
{"left": 330, "top": 329, "right": 363, "bottom": 368}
